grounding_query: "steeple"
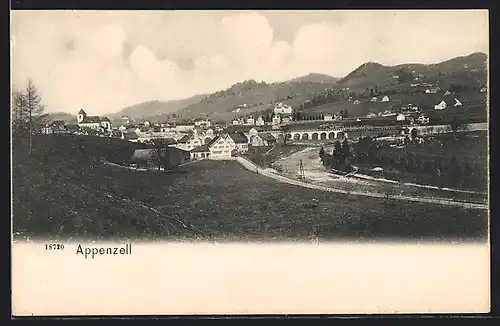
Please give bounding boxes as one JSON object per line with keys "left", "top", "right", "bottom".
{"left": 77, "top": 109, "right": 87, "bottom": 124}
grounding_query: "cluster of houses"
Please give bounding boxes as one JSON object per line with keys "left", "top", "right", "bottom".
{"left": 172, "top": 126, "right": 280, "bottom": 160}
{"left": 231, "top": 102, "right": 294, "bottom": 127}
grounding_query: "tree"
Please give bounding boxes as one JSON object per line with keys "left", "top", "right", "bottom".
{"left": 14, "top": 79, "right": 48, "bottom": 154}
{"left": 333, "top": 140, "right": 342, "bottom": 157}
{"left": 12, "top": 90, "right": 28, "bottom": 136}
{"left": 281, "top": 124, "right": 290, "bottom": 146}
{"left": 341, "top": 139, "right": 351, "bottom": 159}
{"left": 410, "top": 128, "right": 418, "bottom": 143}
{"left": 151, "top": 141, "right": 171, "bottom": 170}
{"left": 319, "top": 146, "right": 325, "bottom": 160}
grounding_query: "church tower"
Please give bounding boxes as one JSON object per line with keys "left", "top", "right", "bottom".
{"left": 77, "top": 109, "right": 87, "bottom": 124}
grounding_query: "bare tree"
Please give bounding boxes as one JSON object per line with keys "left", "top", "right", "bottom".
{"left": 20, "top": 79, "right": 48, "bottom": 154}
{"left": 12, "top": 90, "right": 27, "bottom": 135}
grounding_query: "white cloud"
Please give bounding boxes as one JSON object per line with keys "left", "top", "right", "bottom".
{"left": 11, "top": 10, "right": 488, "bottom": 115}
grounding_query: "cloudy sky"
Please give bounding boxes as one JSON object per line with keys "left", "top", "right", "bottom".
{"left": 11, "top": 10, "right": 488, "bottom": 115}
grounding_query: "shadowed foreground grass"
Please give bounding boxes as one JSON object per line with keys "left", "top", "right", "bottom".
{"left": 13, "top": 156, "right": 488, "bottom": 242}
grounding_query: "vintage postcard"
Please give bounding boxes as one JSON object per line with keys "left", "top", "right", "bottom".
{"left": 11, "top": 10, "right": 490, "bottom": 316}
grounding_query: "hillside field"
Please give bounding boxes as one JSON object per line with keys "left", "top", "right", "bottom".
{"left": 12, "top": 135, "right": 488, "bottom": 242}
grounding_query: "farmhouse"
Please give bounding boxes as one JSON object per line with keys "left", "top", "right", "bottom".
{"left": 77, "top": 109, "right": 111, "bottom": 131}
{"left": 42, "top": 120, "right": 67, "bottom": 134}
{"left": 353, "top": 100, "right": 361, "bottom": 105}
{"left": 246, "top": 116, "right": 255, "bottom": 125}
{"left": 444, "top": 90, "right": 451, "bottom": 96}
{"left": 228, "top": 132, "right": 249, "bottom": 153}
{"left": 175, "top": 134, "right": 204, "bottom": 151}
{"left": 454, "top": 98, "right": 462, "bottom": 107}
{"left": 381, "top": 95, "right": 390, "bottom": 102}
{"left": 370, "top": 97, "right": 378, "bottom": 102}
{"left": 434, "top": 100, "right": 447, "bottom": 110}
{"left": 190, "top": 145, "right": 210, "bottom": 160}
{"left": 250, "top": 133, "right": 277, "bottom": 147}
{"left": 121, "top": 131, "right": 139, "bottom": 142}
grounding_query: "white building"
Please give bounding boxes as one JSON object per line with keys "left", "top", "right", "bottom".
{"left": 370, "top": 97, "right": 378, "bottom": 102}
{"left": 434, "top": 100, "right": 447, "bottom": 110}
{"left": 396, "top": 113, "right": 406, "bottom": 121}
{"left": 207, "top": 134, "right": 236, "bottom": 160}
{"left": 324, "top": 113, "right": 333, "bottom": 121}
{"left": 454, "top": 98, "right": 462, "bottom": 107}
{"left": 273, "top": 102, "right": 293, "bottom": 115}
{"left": 175, "top": 134, "right": 204, "bottom": 151}
{"left": 174, "top": 124, "right": 196, "bottom": 132}
{"left": 417, "top": 115, "right": 430, "bottom": 125}
{"left": 255, "top": 116, "right": 265, "bottom": 126}
{"left": 194, "top": 118, "right": 211, "bottom": 127}
{"left": 246, "top": 116, "right": 255, "bottom": 125}
{"left": 381, "top": 95, "right": 390, "bottom": 102}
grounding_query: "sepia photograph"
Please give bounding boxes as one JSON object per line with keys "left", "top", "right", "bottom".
{"left": 11, "top": 9, "right": 490, "bottom": 315}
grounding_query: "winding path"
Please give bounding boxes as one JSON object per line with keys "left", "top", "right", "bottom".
{"left": 234, "top": 156, "right": 488, "bottom": 211}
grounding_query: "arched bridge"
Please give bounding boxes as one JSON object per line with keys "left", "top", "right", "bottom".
{"left": 284, "top": 128, "right": 348, "bottom": 141}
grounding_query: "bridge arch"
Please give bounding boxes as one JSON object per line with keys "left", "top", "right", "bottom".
{"left": 328, "top": 132, "right": 335, "bottom": 140}
{"left": 312, "top": 132, "right": 319, "bottom": 140}
{"left": 320, "top": 132, "right": 327, "bottom": 140}
{"left": 293, "top": 133, "right": 301, "bottom": 140}
{"left": 302, "top": 133, "right": 309, "bottom": 140}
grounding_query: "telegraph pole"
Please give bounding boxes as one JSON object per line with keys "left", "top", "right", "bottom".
{"left": 299, "top": 159, "right": 306, "bottom": 181}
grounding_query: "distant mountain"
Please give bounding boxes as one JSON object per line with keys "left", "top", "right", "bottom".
{"left": 47, "top": 112, "right": 75, "bottom": 123}
{"left": 115, "top": 52, "right": 487, "bottom": 123}
{"left": 287, "top": 73, "right": 339, "bottom": 84}
{"left": 111, "top": 94, "right": 209, "bottom": 121}
{"left": 174, "top": 78, "right": 338, "bottom": 122}
{"left": 338, "top": 52, "right": 487, "bottom": 90}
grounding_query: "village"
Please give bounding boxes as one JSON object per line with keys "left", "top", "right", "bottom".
{"left": 39, "top": 86, "right": 487, "bottom": 171}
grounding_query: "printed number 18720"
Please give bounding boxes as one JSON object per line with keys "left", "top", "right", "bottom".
{"left": 45, "top": 243, "right": 65, "bottom": 250}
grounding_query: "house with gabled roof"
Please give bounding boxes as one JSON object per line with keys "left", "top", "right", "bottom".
{"left": 227, "top": 131, "right": 249, "bottom": 153}
{"left": 121, "top": 131, "right": 139, "bottom": 142}
{"left": 174, "top": 133, "right": 204, "bottom": 151}
{"left": 190, "top": 144, "right": 210, "bottom": 160}
{"left": 207, "top": 134, "right": 236, "bottom": 160}
{"left": 250, "top": 133, "right": 277, "bottom": 147}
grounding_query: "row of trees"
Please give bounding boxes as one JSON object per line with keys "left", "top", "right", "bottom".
{"left": 12, "top": 79, "right": 48, "bottom": 155}
{"left": 319, "top": 139, "right": 354, "bottom": 172}
{"left": 349, "top": 136, "right": 486, "bottom": 191}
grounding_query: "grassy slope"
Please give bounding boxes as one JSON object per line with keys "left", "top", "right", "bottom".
{"left": 12, "top": 135, "right": 487, "bottom": 242}
{"left": 176, "top": 80, "right": 337, "bottom": 122}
